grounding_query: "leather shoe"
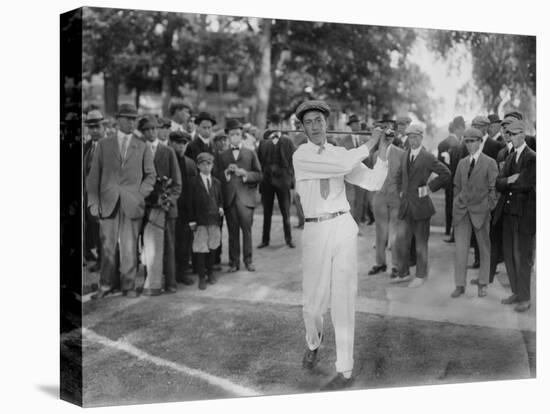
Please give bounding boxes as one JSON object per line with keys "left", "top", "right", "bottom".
{"left": 207, "top": 273, "right": 217, "bottom": 285}
{"left": 443, "top": 237, "right": 455, "bottom": 243}
{"left": 368, "top": 264, "right": 387, "bottom": 275}
{"left": 246, "top": 264, "right": 256, "bottom": 272}
{"left": 450, "top": 286, "right": 465, "bottom": 298}
{"left": 501, "top": 294, "right": 519, "bottom": 305}
{"left": 287, "top": 241, "right": 296, "bottom": 248}
{"left": 390, "top": 268, "right": 398, "bottom": 279}
{"left": 477, "top": 285, "right": 487, "bottom": 297}
{"left": 213, "top": 264, "right": 222, "bottom": 271}
{"left": 390, "top": 272, "right": 411, "bottom": 284}
{"left": 227, "top": 265, "right": 240, "bottom": 273}
{"left": 302, "top": 346, "right": 320, "bottom": 369}
{"left": 470, "top": 278, "right": 479, "bottom": 285}
{"left": 178, "top": 276, "right": 194, "bottom": 286}
{"left": 468, "top": 261, "right": 480, "bottom": 269}
{"left": 198, "top": 278, "right": 207, "bottom": 290}
{"left": 124, "top": 290, "right": 140, "bottom": 298}
{"left": 142, "top": 288, "right": 161, "bottom": 296}
{"left": 514, "top": 301, "right": 531, "bottom": 313}
{"left": 165, "top": 287, "right": 177, "bottom": 294}
{"left": 320, "top": 373, "right": 354, "bottom": 391}
{"left": 257, "top": 242, "right": 269, "bottom": 249}
{"left": 91, "top": 289, "right": 111, "bottom": 300}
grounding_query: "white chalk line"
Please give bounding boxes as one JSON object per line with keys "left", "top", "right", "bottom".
{"left": 82, "top": 327, "right": 261, "bottom": 397}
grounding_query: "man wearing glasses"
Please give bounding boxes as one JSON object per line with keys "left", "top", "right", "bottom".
{"left": 494, "top": 120, "right": 536, "bottom": 312}
{"left": 450, "top": 128, "right": 498, "bottom": 298}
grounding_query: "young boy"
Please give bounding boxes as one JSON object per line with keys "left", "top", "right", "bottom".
{"left": 188, "top": 152, "right": 224, "bottom": 290}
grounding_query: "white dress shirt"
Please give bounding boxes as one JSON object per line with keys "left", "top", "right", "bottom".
{"left": 409, "top": 146, "right": 421, "bottom": 162}
{"left": 469, "top": 146, "right": 482, "bottom": 164}
{"left": 117, "top": 130, "right": 132, "bottom": 158}
{"left": 514, "top": 142, "right": 527, "bottom": 163}
{"left": 148, "top": 138, "right": 159, "bottom": 157}
{"left": 170, "top": 120, "right": 185, "bottom": 132}
{"left": 293, "top": 141, "right": 388, "bottom": 218}
{"left": 200, "top": 172, "right": 212, "bottom": 192}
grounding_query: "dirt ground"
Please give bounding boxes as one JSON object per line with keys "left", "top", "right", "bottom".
{"left": 76, "top": 200, "right": 536, "bottom": 407}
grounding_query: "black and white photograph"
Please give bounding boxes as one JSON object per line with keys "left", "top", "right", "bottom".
{"left": 4, "top": 1, "right": 548, "bottom": 413}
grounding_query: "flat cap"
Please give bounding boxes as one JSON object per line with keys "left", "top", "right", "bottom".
{"left": 158, "top": 117, "right": 171, "bottom": 128}
{"left": 169, "top": 99, "right": 193, "bottom": 113}
{"left": 116, "top": 103, "right": 138, "bottom": 119}
{"left": 450, "top": 116, "right": 466, "bottom": 129}
{"left": 169, "top": 130, "right": 192, "bottom": 143}
{"left": 137, "top": 115, "right": 159, "bottom": 131}
{"left": 504, "top": 111, "right": 523, "bottom": 121}
{"left": 85, "top": 109, "right": 104, "bottom": 125}
{"left": 396, "top": 116, "right": 412, "bottom": 125}
{"left": 405, "top": 124, "right": 424, "bottom": 136}
{"left": 268, "top": 113, "right": 281, "bottom": 125}
{"left": 347, "top": 114, "right": 360, "bottom": 126}
{"left": 463, "top": 127, "right": 483, "bottom": 140}
{"left": 295, "top": 100, "right": 330, "bottom": 122}
{"left": 500, "top": 116, "right": 516, "bottom": 126}
{"left": 197, "top": 152, "right": 215, "bottom": 164}
{"left": 507, "top": 120, "right": 526, "bottom": 134}
{"left": 213, "top": 133, "right": 228, "bottom": 142}
{"left": 471, "top": 115, "right": 490, "bottom": 126}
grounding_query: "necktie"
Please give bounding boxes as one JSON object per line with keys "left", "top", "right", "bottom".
{"left": 207, "top": 177, "right": 211, "bottom": 193}
{"left": 467, "top": 158, "right": 475, "bottom": 179}
{"left": 231, "top": 146, "right": 239, "bottom": 151}
{"left": 121, "top": 135, "right": 129, "bottom": 161}
{"left": 317, "top": 143, "right": 330, "bottom": 199}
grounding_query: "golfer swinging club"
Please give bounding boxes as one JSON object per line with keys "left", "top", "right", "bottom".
{"left": 292, "top": 100, "right": 388, "bottom": 391}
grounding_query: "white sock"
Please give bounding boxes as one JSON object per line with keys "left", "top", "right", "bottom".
{"left": 341, "top": 371, "right": 352, "bottom": 379}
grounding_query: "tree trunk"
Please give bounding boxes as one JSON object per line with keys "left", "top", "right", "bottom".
{"left": 103, "top": 72, "right": 119, "bottom": 116}
{"left": 161, "top": 69, "right": 172, "bottom": 117}
{"left": 196, "top": 14, "right": 208, "bottom": 109}
{"left": 253, "top": 19, "right": 272, "bottom": 131}
{"left": 135, "top": 87, "right": 141, "bottom": 110}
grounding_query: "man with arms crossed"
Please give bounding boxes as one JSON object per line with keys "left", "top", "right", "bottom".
{"left": 293, "top": 100, "right": 388, "bottom": 391}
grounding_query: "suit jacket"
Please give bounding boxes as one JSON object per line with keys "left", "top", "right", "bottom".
{"left": 398, "top": 147, "right": 451, "bottom": 220}
{"left": 217, "top": 146, "right": 262, "bottom": 209}
{"left": 392, "top": 134, "right": 410, "bottom": 150}
{"left": 187, "top": 175, "right": 223, "bottom": 226}
{"left": 146, "top": 144, "right": 182, "bottom": 219}
{"left": 494, "top": 145, "right": 536, "bottom": 234}
{"left": 86, "top": 134, "right": 156, "bottom": 219}
{"left": 375, "top": 144, "right": 405, "bottom": 196}
{"left": 482, "top": 136, "right": 505, "bottom": 161}
{"left": 257, "top": 135, "right": 296, "bottom": 189}
{"left": 174, "top": 152, "right": 197, "bottom": 219}
{"left": 339, "top": 134, "right": 363, "bottom": 150}
{"left": 496, "top": 145, "right": 513, "bottom": 171}
{"left": 453, "top": 152, "right": 498, "bottom": 229}
{"left": 185, "top": 136, "right": 215, "bottom": 163}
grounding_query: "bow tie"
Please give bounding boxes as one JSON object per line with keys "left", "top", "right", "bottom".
{"left": 231, "top": 146, "right": 240, "bottom": 151}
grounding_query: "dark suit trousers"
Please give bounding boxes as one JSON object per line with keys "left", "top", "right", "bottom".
{"left": 84, "top": 207, "right": 101, "bottom": 262}
{"left": 163, "top": 218, "right": 177, "bottom": 290}
{"left": 502, "top": 214, "right": 535, "bottom": 302}
{"left": 444, "top": 186, "right": 453, "bottom": 235}
{"left": 396, "top": 213, "right": 430, "bottom": 278}
{"left": 489, "top": 212, "right": 503, "bottom": 283}
{"left": 225, "top": 198, "right": 254, "bottom": 266}
{"left": 99, "top": 204, "right": 140, "bottom": 292}
{"left": 175, "top": 214, "right": 193, "bottom": 278}
{"left": 261, "top": 181, "right": 292, "bottom": 244}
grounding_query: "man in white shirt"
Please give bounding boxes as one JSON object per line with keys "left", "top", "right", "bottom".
{"left": 292, "top": 100, "right": 388, "bottom": 391}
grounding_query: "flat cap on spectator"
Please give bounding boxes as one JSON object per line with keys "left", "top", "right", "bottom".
{"left": 158, "top": 117, "right": 171, "bottom": 128}
{"left": 225, "top": 118, "right": 243, "bottom": 133}
{"left": 169, "top": 130, "right": 192, "bottom": 143}
{"left": 295, "top": 100, "right": 331, "bottom": 122}
{"left": 500, "top": 116, "right": 516, "bottom": 126}
{"left": 463, "top": 127, "right": 483, "bottom": 140}
{"left": 85, "top": 109, "right": 105, "bottom": 125}
{"left": 488, "top": 114, "right": 501, "bottom": 124}
{"left": 471, "top": 115, "right": 490, "bottom": 126}
{"left": 405, "top": 124, "right": 424, "bottom": 136}
{"left": 137, "top": 115, "right": 158, "bottom": 131}
{"left": 507, "top": 120, "right": 526, "bottom": 134}
{"left": 169, "top": 99, "right": 192, "bottom": 114}
{"left": 194, "top": 111, "right": 217, "bottom": 126}
{"left": 263, "top": 129, "right": 277, "bottom": 140}
{"left": 197, "top": 152, "right": 215, "bottom": 164}
{"left": 116, "top": 103, "right": 139, "bottom": 119}
{"left": 268, "top": 114, "right": 282, "bottom": 125}
{"left": 213, "top": 133, "right": 228, "bottom": 142}
{"left": 396, "top": 116, "right": 412, "bottom": 125}
{"left": 504, "top": 111, "right": 523, "bottom": 121}
{"left": 346, "top": 114, "right": 360, "bottom": 126}
{"left": 450, "top": 116, "right": 466, "bottom": 130}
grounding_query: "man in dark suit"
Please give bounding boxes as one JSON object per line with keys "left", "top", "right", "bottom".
{"left": 83, "top": 109, "right": 106, "bottom": 270}
{"left": 185, "top": 111, "right": 217, "bottom": 163}
{"left": 438, "top": 116, "right": 465, "bottom": 239}
{"left": 217, "top": 119, "right": 263, "bottom": 272}
{"left": 170, "top": 130, "right": 197, "bottom": 285}
{"left": 392, "top": 116, "right": 412, "bottom": 149}
{"left": 87, "top": 103, "right": 156, "bottom": 299}
{"left": 394, "top": 124, "right": 451, "bottom": 287}
{"left": 257, "top": 115, "right": 297, "bottom": 248}
{"left": 494, "top": 120, "right": 536, "bottom": 313}
{"left": 450, "top": 128, "right": 498, "bottom": 298}
{"left": 139, "top": 116, "right": 182, "bottom": 296}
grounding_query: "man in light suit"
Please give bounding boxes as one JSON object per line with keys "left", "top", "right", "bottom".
{"left": 494, "top": 120, "right": 536, "bottom": 313}
{"left": 394, "top": 125, "right": 451, "bottom": 287}
{"left": 368, "top": 130, "right": 405, "bottom": 277}
{"left": 450, "top": 128, "right": 498, "bottom": 298}
{"left": 217, "top": 119, "right": 262, "bottom": 272}
{"left": 87, "top": 103, "right": 156, "bottom": 299}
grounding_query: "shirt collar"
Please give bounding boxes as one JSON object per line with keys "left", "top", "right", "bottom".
{"left": 198, "top": 134, "right": 210, "bottom": 145}
{"left": 410, "top": 146, "right": 421, "bottom": 158}
{"left": 231, "top": 143, "right": 242, "bottom": 150}
{"left": 507, "top": 142, "right": 513, "bottom": 151}
{"left": 481, "top": 133, "right": 488, "bottom": 145}
{"left": 515, "top": 142, "right": 527, "bottom": 160}
{"left": 200, "top": 172, "right": 211, "bottom": 180}
{"left": 148, "top": 138, "right": 159, "bottom": 148}
{"left": 470, "top": 145, "right": 482, "bottom": 163}
{"left": 117, "top": 130, "right": 132, "bottom": 140}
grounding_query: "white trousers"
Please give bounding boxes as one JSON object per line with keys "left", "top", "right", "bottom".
{"left": 302, "top": 212, "right": 358, "bottom": 374}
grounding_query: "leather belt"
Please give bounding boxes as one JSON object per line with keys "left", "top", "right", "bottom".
{"left": 305, "top": 210, "right": 347, "bottom": 223}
